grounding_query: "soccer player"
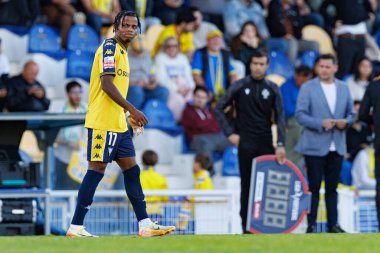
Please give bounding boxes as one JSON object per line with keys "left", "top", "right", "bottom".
{"left": 66, "top": 10, "right": 175, "bottom": 238}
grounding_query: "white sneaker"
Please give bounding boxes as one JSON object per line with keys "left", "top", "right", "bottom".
{"left": 66, "top": 225, "right": 98, "bottom": 238}
{"left": 139, "top": 222, "right": 176, "bottom": 238}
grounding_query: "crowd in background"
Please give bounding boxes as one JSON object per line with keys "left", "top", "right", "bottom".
{"left": 0, "top": 0, "right": 379, "bottom": 199}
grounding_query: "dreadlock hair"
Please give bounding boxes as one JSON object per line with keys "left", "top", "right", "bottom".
{"left": 113, "top": 10, "right": 141, "bottom": 33}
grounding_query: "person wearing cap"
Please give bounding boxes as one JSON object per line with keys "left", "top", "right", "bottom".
{"left": 192, "top": 29, "right": 236, "bottom": 102}
{"left": 152, "top": 8, "right": 196, "bottom": 59}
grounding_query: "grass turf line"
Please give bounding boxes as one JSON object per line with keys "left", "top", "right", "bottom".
{"left": 0, "top": 234, "right": 379, "bottom": 253}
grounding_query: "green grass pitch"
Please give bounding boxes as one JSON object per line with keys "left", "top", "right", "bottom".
{"left": 0, "top": 234, "right": 379, "bottom": 253}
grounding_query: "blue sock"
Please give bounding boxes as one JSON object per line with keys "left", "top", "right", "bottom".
{"left": 123, "top": 165, "right": 148, "bottom": 221}
{"left": 71, "top": 170, "right": 104, "bottom": 225}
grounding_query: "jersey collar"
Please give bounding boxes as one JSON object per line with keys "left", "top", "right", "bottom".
{"left": 114, "top": 37, "right": 128, "bottom": 51}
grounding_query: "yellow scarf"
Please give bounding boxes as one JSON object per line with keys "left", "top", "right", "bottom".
{"left": 367, "top": 147, "right": 375, "bottom": 179}
{"left": 135, "top": 0, "right": 147, "bottom": 19}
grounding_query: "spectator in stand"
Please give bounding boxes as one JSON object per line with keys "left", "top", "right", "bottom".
{"left": 267, "top": 0, "right": 319, "bottom": 65}
{"left": 189, "top": 6, "right": 220, "bottom": 49}
{"left": 296, "top": 0, "right": 325, "bottom": 28}
{"left": 321, "top": 0, "right": 372, "bottom": 78}
{"left": 192, "top": 30, "right": 237, "bottom": 101}
{"left": 230, "top": 21, "right": 265, "bottom": 76}
{"left": 0, "top": 79, "right": 6, "bottom": 112}
{"left": 346, "top": 101, "right": 372, "bottom": 163}
{"left": 155, "top": 37, "right": 195, "bottom": 121}
{"left": 182, "top": 86, "right": 231, "bottom": 156}
{"left": 0, "top": 38, "right": 9, "bottom": 111}
{"left": 127, "top": 35, "right": 169, "bottom": 109}
{"left": 0, "top": 38, "right": 10, "bottom": 83}
{"left": 140, "top": 150, "right": 168, "bottom": 202}
{"left": 6, "top": 61, "right": 50, "bottom": 112}
{"left": 152, "top": 8, "right": 196, "bottom": 59}
{"left": 346, "top": 56, "right": 374, "bottom": 101}
{"left": 81, "top": 0, "right": 121, "bottom": 35}
{"left": 119, "top": 0, "right": 160, "bottom": 32}
{"left": 153, "top": 0, "right": 191, "bottom": 25}
{"left": 281, "top": 65, "right": 313, "bottom": 168}
{"left": 193, "top": 153, "right": 214, "bottom": 189}
{"left": 223, "top": 0, "right": 269, "bottom": 40}
{"left": 54, "top": 81, "right": 87, "bottom": 190}
{"left": 41, "top": 0, "right": 76, "bottom": 49}
{"left": 0, "top": 0, "right": 40, "bottom": 27}
{"left": 352, "top": 144, "right": 376, "bottom": 189}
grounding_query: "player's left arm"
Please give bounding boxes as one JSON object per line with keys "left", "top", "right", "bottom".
{"left": 101, "top": 75, "right": 147, "bottom": 125}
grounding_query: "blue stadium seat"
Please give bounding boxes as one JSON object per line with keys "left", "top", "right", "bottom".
{"left": 267, "top": 51, "right": 294, "bottom": 79}
{"left": 222, "top": 146, "right": 239, "bottom": 176}
{"left": 66, "top": 50, "right": 94, "bottom": 81}
{"left": 300, "top": 50, "right": 319, "bottom": 69}
{"left": 28, "top": 24, "right": 66, "bottom": 60}
{"left": 67, "top": 24, "right": 100, "bottom": 53}
{"left": 375, "top": 29, "right": 380, "bottom": 47}
{"left": 142, "top": 99, "right": 182, "bottom": 135}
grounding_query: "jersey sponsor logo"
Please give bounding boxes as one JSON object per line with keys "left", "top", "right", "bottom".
{"left": 105, "top": 49, "right": 114, "bottom": 55}
{"left": 95, "top": 134, "right": 103, "bottom": 140}
{"left": 262, "top": 89, "right": 270, "bottom": 99}
{"left": 94, "top": 144, "right": 102, "bottom": 149}
{"left": 93, "top": 153, "right": 100, "bottom": 159}
{"left": 117, "top": 69, "right": 129, "bottom": 77}
{"left": 104, "top": 56, "right": 114, "bottom": 63}
{"left": 245, "top": 88, "right": 251, "bottom": 95}
{"left": 103, "top": 62, "right": 115, "bottom": 69}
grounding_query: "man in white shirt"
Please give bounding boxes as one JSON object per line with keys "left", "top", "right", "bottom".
{"left": 189, "top": 6, "right": 220, "bottom": 49}
{"left": 295, "top": 54, "right": 356, "bottom": 233}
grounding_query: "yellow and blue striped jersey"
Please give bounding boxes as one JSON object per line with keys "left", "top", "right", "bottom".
{"left": 85, "top": 38, "right": 130, "bottom": 133}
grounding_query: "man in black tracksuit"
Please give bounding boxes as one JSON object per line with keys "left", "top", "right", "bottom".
{"left": 215, "top": 50, "right": 286, "bottom": 233}
{"left": 359, "top": 79, "right": 380, "bottom": 230}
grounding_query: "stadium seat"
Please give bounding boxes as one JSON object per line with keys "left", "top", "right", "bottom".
{"left": 67, "top": 24, "right": 100, "bottom": 54}
{"left": 142, "top": 99, "right": 182, "bottom": 135}
{"left": 19, "top": 130, "right": 44, "bottom": 162}
{"left": 28, "top": 24, "right": 66, "bottom": 60}
{"left": 133, "top": 129, "right": 184, "bottom": 164}
{"left": 27, "top": 53, "right": 67, "bottom": 87}
{"left": 302, "top": 25, "right": 335, "bottom": 55}
{"left": 222, "top": 146, "right": 239, "bottom": 177}
{"left": 266, "top": 74, "right": 286, "bottom": 87}
{"left": 267, "top": 51, "right": 294, "bottom": 79}
{"left": 145, "top": 24, "right": 165, "bottom": 52}
{"left": 66, "top": 50, "right": 94, "bottom": 82}
{"left": 0, "top": 27, "right": 28, "bottom": 65}
{"left": 300, "top": 50, "right": 319, "bottom": 69}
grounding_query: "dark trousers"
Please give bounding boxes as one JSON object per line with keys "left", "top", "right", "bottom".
{"left": 374, "top": 143, "right": 380, "bottom": 229}
{"left": 238, "top": 140, "right": 274, "bottom": 232}
{"left": 305, "top": 152, "right": 343, "bottom": 228}
{"left": 336, "top": 36, "right": 365, "bottom": 79}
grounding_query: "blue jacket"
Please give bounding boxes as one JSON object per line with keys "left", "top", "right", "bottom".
{"left": 295, "top": 77, "right": 356, "bottom": 156}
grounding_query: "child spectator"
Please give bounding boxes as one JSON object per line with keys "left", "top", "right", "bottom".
{"left": 140, "top": 150, "right": 169, "bottom": 203}
{"left": 193, "top": 153, "right": 214, "bottom": 190}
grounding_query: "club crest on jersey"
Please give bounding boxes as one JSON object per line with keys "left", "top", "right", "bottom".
{"left": 245, "top": 88, "right": 250, "bottom": 95}
{"left": 262, "top": 89, "right": 270, "bottom": 99}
